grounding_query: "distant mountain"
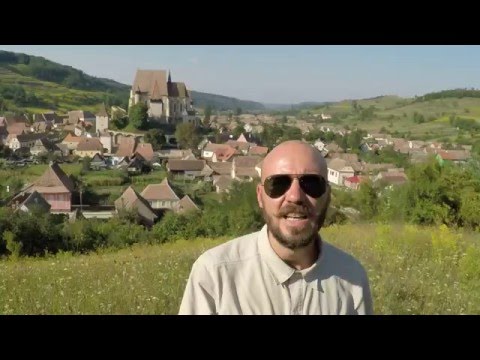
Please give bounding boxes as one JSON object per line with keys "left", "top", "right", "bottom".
{"left": 263, "top": 103, "right": 293, "bottom": 110}
{"left": 263, "top": 101, "right": 329, "bottom": 111}
{"left": 292, "top": 101, "right": 328, "bottom": 109}
{"left": 190, "top": 90, "right": 265, "bottom": 112}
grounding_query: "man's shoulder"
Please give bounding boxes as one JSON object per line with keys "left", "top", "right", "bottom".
{"left": 197, "top": 230, "right": 261, "bottom": 267}
{"left": 321, "top": 240, "right": 369, "bottom": 283}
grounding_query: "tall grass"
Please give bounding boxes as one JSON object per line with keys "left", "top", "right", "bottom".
{"left": 323, "top": 223, "right": 480, "bottom": 314}
{"left": 1, "top": 224, "right": 480, "bottom": 314}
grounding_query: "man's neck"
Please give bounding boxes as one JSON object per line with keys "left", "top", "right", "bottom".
{"left": 267, "top": 231, "right": 321, "bottom": 270}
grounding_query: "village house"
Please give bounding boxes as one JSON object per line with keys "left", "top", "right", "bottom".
{"left": 327, "top": 158, "right": 355, "bottom": 186}
{"left": 90, "top": 153, "right": 108, "bottom": 170}
{"left": 62, "top": 133, "right": 83, "bottom": 151}
{"left": 436, "top": 150, "right": 470, "bottom": 164}
{"left": 30, "top": 138, "right": 61, "bottom": 157}
{"left": 360, "top": 162, "right": 396, "bottom": 175}
{"left": 166, "top": 159, "right": 212, "bottom": 179}
{"left": 135, "top": 143, "right": 154, "bottom": 162}
{"left": 225, "top": 140, "right": 252, "bottom": 155}
{"left": 325, "top": 142, "right": 344, "bottom": 153}
{"left": 141, "top": 178, "right": 180, "bottom": 210}
{"left": 115, "top": 186, "right": 157, "bottom": 227}
{"left": 202, "top": 143, "right": 238, "bottom": 162}
{"left": 6, "top": 133, "right": 45, "bottom": 151}
{"left": 208, "top": 161, "right": 233, "bottom": 176}
{"left": 67, "top": 110, "right": 96, "bottom": 125}
{"left": 22, "top": 162, "right": 75, "bottom": 213}
{"left": 124, "top": 153, "right": 148, "bottom": 175}
{"left": 10, "top": 191, "right": 51, "bottom": 213}
{"left": 156, "top": 149, "right": 194, "bottom": 162}
{"left": 113, "top": 137, "right": 137, "bottom": 164}
{"left": 248, "top": 146, "right": 268, "bottom": 157}
{"left": 231, "top": 156, "right": 262, "bottom": 181}
{"left": 344, "top": 175, "right": 370, "bottom": 190}
{"left": 373, "top": 169, "right": 408, "bottom": 187}
{"left": 74, "top": 138, "right": 104, "bottom": 158}
{"left": 174, "top": 195, "right": 199, "bottom": 214}
{"left": 97, "top": 131, "right": 113, "bottom": 154}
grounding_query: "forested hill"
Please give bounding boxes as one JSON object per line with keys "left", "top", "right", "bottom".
{"left": 415, "top": 88, "right": 480, "bottom": 102}
{"left": 0, "top": 50, "right": 265, "bottom": 114}
{"left": 189, "top": 90, "right": 265, "bottom": 112}
{"left": 0, "top": 51, "right": 129, "bottom": 94}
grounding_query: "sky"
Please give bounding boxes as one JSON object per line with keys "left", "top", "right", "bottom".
{"left": 1, "top": 45, "right": 480, "bottom": 105}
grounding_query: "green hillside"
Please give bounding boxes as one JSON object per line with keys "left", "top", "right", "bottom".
{"left": 190, "top": 90, "right": 265, "bottom": 112}
{"left": 298, "top": 92, "right": 480, "bottom": 143}
{"left": 0, "top": 51, "right": 129, "bottom": 115}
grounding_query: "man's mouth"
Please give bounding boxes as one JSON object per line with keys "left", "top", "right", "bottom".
{"left": 283, "top": 213, "right": 308, "bottom": 220}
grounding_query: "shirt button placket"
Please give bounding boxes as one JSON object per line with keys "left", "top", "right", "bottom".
{"left": 290, "top": 273, "right": 303, "bottom": 315}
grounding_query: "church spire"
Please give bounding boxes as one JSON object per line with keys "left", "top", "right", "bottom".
{"left": 168, "top": 70, "right": 172, "bottom": 84}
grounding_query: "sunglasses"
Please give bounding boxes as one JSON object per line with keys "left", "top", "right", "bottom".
{"left": 262, "top": 174, "right": 327, "bottom": 199}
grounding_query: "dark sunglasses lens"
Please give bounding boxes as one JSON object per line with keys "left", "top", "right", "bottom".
{"left": 299, "top": 175, "right": 326, "bottom": 198}
{"left": 264, "top": 175, "right": 292, "bottom": 198}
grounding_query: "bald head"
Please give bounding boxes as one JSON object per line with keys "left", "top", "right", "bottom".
{"left": 261, "top": 140, "right": 328, "bottom": 181}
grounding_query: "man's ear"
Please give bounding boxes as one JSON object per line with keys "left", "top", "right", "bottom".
{"left": 256, "top": 184, "right": 264, "bottom": 209}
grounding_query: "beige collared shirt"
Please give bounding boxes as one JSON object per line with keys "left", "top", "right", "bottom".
{"left": 179, "top": 225, "right": 373, "bottom": 315}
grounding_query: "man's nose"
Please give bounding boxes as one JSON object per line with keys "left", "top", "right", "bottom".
{"left": 285, "top": 178, "right": 305, "bottom": 202}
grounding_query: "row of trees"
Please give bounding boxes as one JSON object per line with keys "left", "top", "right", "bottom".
{"left": 0, "top": 181, "right": 262, "bottom": 257}
{"left": 416, "top": 88, "right": 480, "bottom": 101}
{"left": 0, "top": 85, "right": 44, "bottom": 107}
{"left": 333, "top": 158, "right": 480, "bottom": 229}
{"left": 449, "top": 115, "right": 480, "bottom": 132}
{"left": 3, "top": 158, "right": 480, "bottom": 258}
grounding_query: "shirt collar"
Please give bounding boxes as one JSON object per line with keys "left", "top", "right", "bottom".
{"left": 258, "top": 224, "right": 324, "bottom": 291}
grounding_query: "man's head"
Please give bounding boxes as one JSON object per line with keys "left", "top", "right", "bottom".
{"left": 257, "top": 140, "right": 330, "bottom": 250}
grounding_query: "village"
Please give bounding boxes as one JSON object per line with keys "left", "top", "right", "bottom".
{"left": 0, "top": 69, "right": 473, "bottom": 226}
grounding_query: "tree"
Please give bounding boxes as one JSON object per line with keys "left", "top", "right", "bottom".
{"left": 232, "top": 124, "right": 245, "bottom": 138}
{"left": 128, "top": 103, "right": 149, "bottom": 130}
{"left": 0, "top": 145, "right": 12, "bottom": 159}
{"left": 81, "top": 156, "right": 92, "bottom": 174}
{"left": 144, "top": 129, "right": 166, "bottom": 150}
{"left": 175, "top": 123, "right": 200, "bottom": 150}
{"left": 112, "top": 114, "right": 128, "bottom": 130}
{"left": 203, "top": 104, "right": 212, "bottom": 126}
{"left": 235, "top": 107, "right": 242, "bottom": 116}
{"left": 356, "top": 181, "right": 378, "bottom": 220}
{"left": 352, "top": 100, "right": 358, "bottom": 113}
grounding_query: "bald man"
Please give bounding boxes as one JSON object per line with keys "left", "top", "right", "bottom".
{"left": 179, "top": 141, "right": 373, "bottom": 315}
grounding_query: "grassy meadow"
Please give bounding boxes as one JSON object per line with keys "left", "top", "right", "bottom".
{"left": 306, "top": 96, "right": 480, "bottom": 142}
{"left": 1, "top": 223, "right": 480, "bottom": 315}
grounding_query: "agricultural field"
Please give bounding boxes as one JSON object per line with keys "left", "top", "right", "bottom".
{"left": 1, "top": 223, "right": 479, "bottom": 315}
{"left": 300, "top": 96, "right": 480, "bottom": 142}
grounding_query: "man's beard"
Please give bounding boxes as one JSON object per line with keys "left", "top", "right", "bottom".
{"left": 261, "top": 201, "right": 329, "bottom": 250}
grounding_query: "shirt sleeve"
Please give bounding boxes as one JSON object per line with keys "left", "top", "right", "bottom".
{"left": 355, "top": 274, "right": 374, "bottom": 315}
{"left": 178, "top": 255, "right": 217, "bottom": 315}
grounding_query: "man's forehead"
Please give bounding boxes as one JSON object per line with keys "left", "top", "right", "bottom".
{"left": 266, "top": 156, "right": 322, "bottom": 173}
{"left": 262, "top": 147, "right": 326, "bottom": 179}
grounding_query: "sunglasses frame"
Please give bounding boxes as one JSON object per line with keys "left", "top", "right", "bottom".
{"left": 261, "top": 174, "right": 327, "bottom": 199}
